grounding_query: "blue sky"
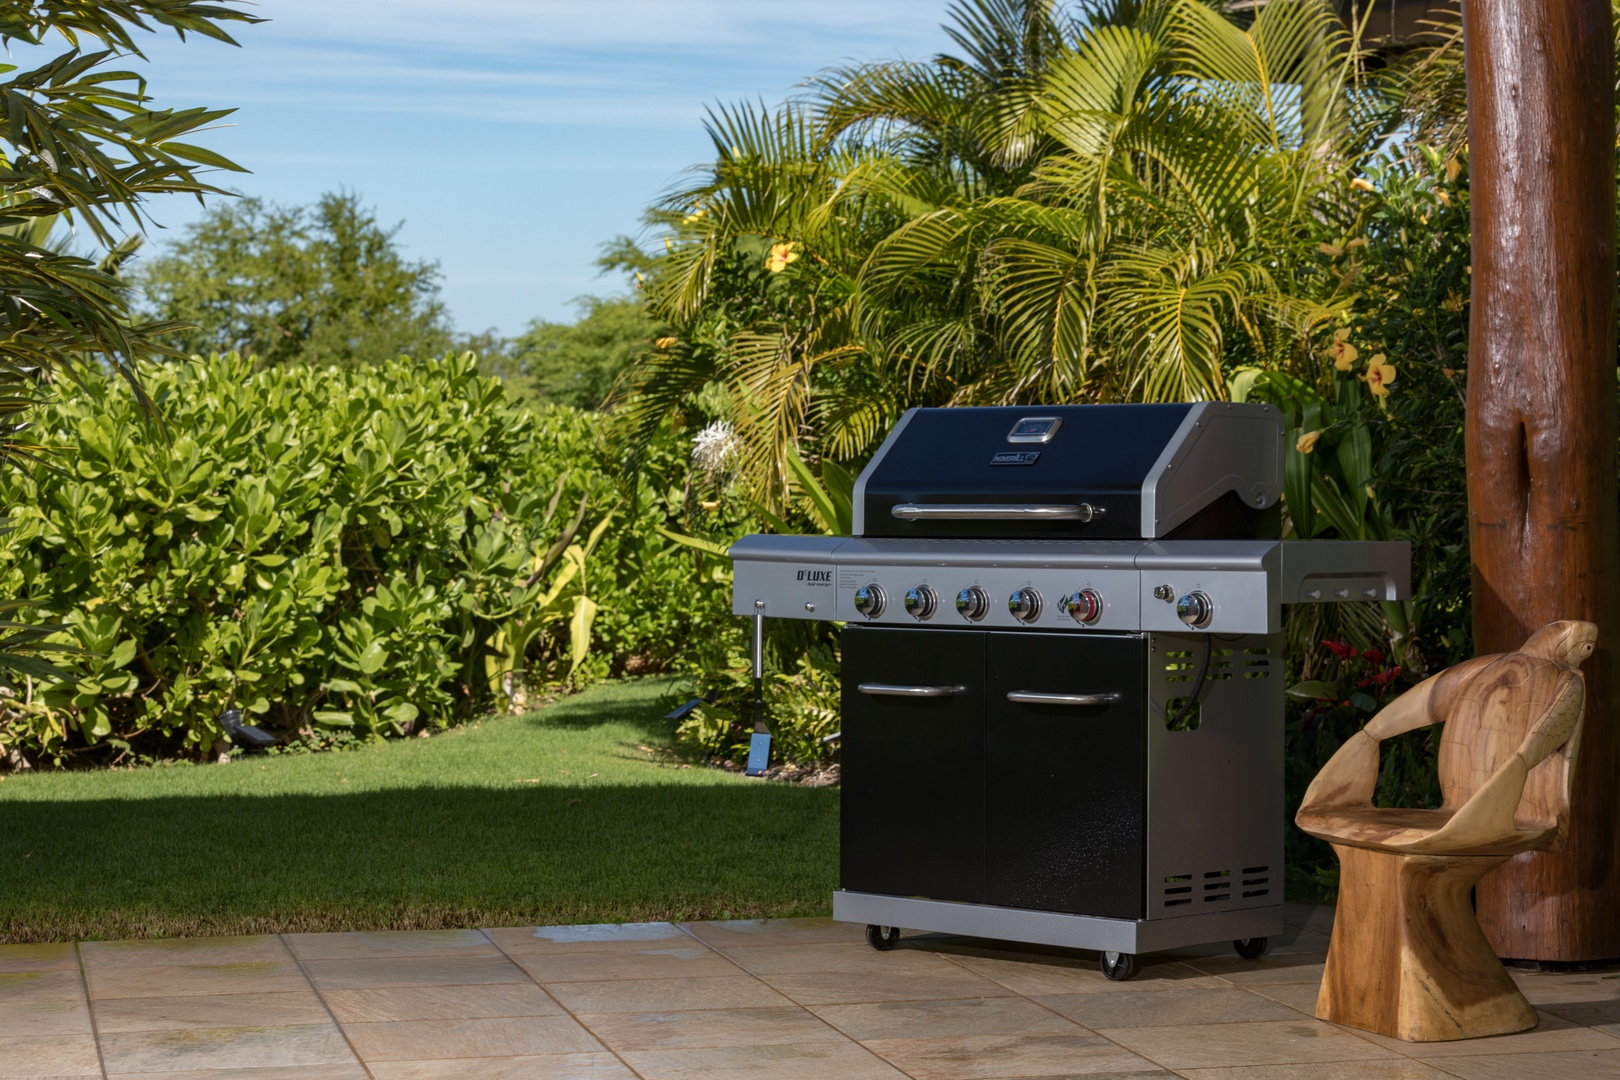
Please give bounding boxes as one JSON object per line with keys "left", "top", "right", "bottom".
{"left": 107, "top": 1, "right": 962, "bottom": 338}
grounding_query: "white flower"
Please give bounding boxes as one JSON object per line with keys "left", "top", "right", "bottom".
{"left": 691, "top": 421, "right": 740, "bottom": 479}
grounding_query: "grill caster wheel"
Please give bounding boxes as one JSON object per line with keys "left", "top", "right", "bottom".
{"left": 1100, "top": 951, "right": 1137, "bottom": 981}
{"left": 866, "top": 925, "right": 901, "bottom": 951}
{"left": 1233, "top": 937, "right": 1270, "bottom": 960}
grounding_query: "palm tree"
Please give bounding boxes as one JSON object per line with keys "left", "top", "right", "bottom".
{"left": 616, "top": 0, "right": 1399, "bottom": 506}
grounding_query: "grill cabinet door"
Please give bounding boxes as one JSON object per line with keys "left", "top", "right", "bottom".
{"left": 985, "top": 632, "right": 1147, "bottom": 918}
{"left": 840, "top": 625, "right": 985, "bottom": 903}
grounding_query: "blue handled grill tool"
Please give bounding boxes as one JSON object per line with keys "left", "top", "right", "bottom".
{"left": 745, "top": 599, "right": 771, "bottom": 776}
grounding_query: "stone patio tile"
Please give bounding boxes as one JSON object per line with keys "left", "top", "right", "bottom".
{"left": 92, "top": 990, "right": 331, "bottom": 1033}
{"left": 1178, "top": 954, "right": 1328, "bottom": 986}
{"left": 85, "top": 961, "right": 310, "bottom": 1000}
{"left": 860, "top": 1031, "right": 1158, "bottom": 1079}
{"left": 284, "top": 929, "right": 502, "bottom": 961}
{"left": 1349, "top": 1009, "right": 1620, "bottom": 1058}
{"left": 105, "top": 1066, "right": 368, "bottom": 1080}
{"left": 1038, "top": 986, "right": 1304, "bottom": 1028}
{"left": 945, "top": 954, "right": 1225, "bottom": 996}
{"left": 678, "top": 918, "right": 869, "bottom": 948}
{"left": 301, "top": 955, "right": 528, "bottom": 989}
{"left": 1176, "top": 1061, "right": 1458, "bottom": 1080}
{"left": 545, "top": 975, "right": 793, "bottom": 1015}
{"left": 0, "top": 1033, "right": 101, "bottom": 1077}
{"left": 1510, "top": 969, "right": 1620, "bottom": 1007}
{"left": 343, "top": 1015, "right": 603, "bottom": 1061}
{"left": 578, "top": 1005, "right": 848, "bottom": 1052}
{"left": 720, "top": 941, "right": 985, "bottom": 978}
{"left": 511, "top": 945, "right": 745, "bottom": 983}
{"left": 619, "top": 1040, "right": 909, "bottom": 1079}
{"left": 1412, "top": 1047, "right": 1620, "bottom": 1079}
{"left": 811, "top": 996, "right": 1079, "bottom": 1041}
{"left": 760, "top": 968, "right": 1018, "bottom": 1006}
{"left": 485, "top": 923, "right": 692, "bottom": 953}
{"left": 97, "top": 1023, "right": 356, "bottom": 1074}
{"left": 1248, "top": 982, "right": 1325, "bottom": 1015}
{"left": 80, "top": 935, "right": 289, "bottom": 969}
{"left": 1095, "top": 1018, "right": 1395, "bottom": 1069}
{"left": 321, "top": 982, "right": 564, "bottom": 1023}
{"left": 0, "top": 969, "right": 92, "bottom": 1003}
{"left": 0, "top": 997, "right": 93, "bottom": 1037}
{"left": 366, "top": 1052, "right": 636, "bottom": 1079}
{"left": 0, "top": 942, "right": 78, "bottom": 972}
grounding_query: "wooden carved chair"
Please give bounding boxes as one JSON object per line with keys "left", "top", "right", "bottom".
{"left": 1295, "top": 620, "right": 1596, "bottom": 1042}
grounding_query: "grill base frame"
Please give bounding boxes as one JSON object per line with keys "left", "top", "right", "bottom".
{"left": 832, "top": 890, "right": 1283, "bottom": 954}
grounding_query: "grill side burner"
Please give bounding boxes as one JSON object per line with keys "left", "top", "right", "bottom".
{"left": 729, "top": 403, "right": 1410, "bottom": 975}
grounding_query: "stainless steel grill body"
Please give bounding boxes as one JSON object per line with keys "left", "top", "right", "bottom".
{"left": 728, "top": 403, "right": 1410, "bottom": 961}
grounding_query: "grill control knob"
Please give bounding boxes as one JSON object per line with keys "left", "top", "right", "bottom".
{"left": 853, "top": 583, "right": 887, "bottom": 619}
{"left": 1008, "top": 587, "right": 1043, "bottom": 623}
{"left": 1063, "top": 588, "right": 1104, "bottom": 625}
{"left": 956, "top": 585, "right": 990, "bottom": 622}
{"left": 904, "top": 585, "right": 938, "bottom": 621}
{"left": 1176, "top": 590, "right": 1214, "bottom": 628}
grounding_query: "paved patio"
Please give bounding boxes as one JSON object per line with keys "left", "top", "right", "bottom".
{"left": 1, "top": 903, "right": 1616, "bottom": 1079}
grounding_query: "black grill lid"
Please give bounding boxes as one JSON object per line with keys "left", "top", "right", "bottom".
{"left": 852, "top": 403, "right": 1284, "bottom": 540}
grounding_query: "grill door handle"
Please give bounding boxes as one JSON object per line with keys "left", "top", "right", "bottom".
{"left": 890, "top": 503, "right": 1102, "bottom": 522}
{"left": 1006, "top": 690, "right": 1122, "bottom": 707}
{"left": 857, "top": 683, "right": 964, "bottom": 698}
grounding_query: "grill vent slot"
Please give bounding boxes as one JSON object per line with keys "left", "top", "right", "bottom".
{"left": 1164, "top": 867, "right": 1271, "bottom": 907}
{"left": 1240, "top": 865, "right": 1271, "bottom": 899}
{"left": 1163, "top": 873, "right": 1194, "bottom": 907}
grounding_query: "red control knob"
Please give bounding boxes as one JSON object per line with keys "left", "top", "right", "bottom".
{"left": 1063, "top": 588, "right": 1104, "bottom": 625}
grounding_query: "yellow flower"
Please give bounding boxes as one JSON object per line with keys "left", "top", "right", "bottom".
{"left": 1295, "top": 430, "right": 1322, "bottom": 454}
{"left": 655, "top": 336, "right": 678, "bottom": 350}
{"left": 766, "top": 241, "right": 800, "bottom": 273}
{"left": 1323, "top": 327, "right": 1359, "bottom": 371}
{"left": 1319, "top": 242, "right": 1344, "bottom": 257}
{"left": 1350, "top": 177, "right": 1375, "bottom": 193}
{"left": 1442, "top": 291, "right": 1466, "bottom": 313}
{"left": 1361, "top": 353, "right": 1397, "bottom": 398}
{"left": 683, "top": 208, "right": 707, "bottom": 224}
{"left": 1435, "top": 189, "right": 1451, "bottom": 207}
{"left": 1445, "top": 157, "right": 1461, "bottom": 182}
{"left": 1345, "top": 237, "right": 1367, "bottom": 249}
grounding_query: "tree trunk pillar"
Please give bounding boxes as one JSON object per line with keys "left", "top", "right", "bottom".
{"left": 1463, "top": 0, "right": 1620, "bottom": 963}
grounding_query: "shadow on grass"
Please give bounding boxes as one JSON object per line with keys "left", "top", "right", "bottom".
{"left": 0, "top": 780, "right": 838, "bottom": 942}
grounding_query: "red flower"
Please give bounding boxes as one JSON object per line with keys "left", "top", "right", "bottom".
{"left": 1372, "top": 666, "right": 1402, "bottom": 687}
{"left": 1361, "top": 649, "right": 1386, "bottom": 664}
{"left": 1322, "top": 640, "right": 1356, "bottom": 659}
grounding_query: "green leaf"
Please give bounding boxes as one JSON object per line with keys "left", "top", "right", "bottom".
{"left": 1286, "top": 680, "right": 1338, "bottom": 700}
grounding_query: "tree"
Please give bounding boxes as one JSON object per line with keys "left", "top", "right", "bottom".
{"left": 136, "top": 191, "right": 454, "bottom": 367}
{"left": 0, "top": 0, "right": 260, "bottom": 685}
{"left": 617, "top": 0, "right": 1397, "bottom": 508}
{"left": 485, "top": 296, "right": 658, "bottom": 411}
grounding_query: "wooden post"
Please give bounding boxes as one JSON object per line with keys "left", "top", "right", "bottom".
{"left": 1463, "top": 0, "right": 1620, "bottom": 963}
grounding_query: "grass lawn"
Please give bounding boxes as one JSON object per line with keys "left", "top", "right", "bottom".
{"left": 0, "top": 678, "right": 840, "bottom": 942}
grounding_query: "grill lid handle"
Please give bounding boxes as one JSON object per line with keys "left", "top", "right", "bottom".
{"left": 1006, "top": 690, "right": 1122, "bottom": 707}
{"left": 890, "top": 503, "right": 1103, "bottom": 522}
{"left": 857, "top": 683, "right": 965, "bottom": 698}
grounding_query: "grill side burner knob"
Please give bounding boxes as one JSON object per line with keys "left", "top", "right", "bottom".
{"left": 1063, "top": 588, "right": 1104, "bottom": 625}
{"left": 904, "top": 585, "right": 938, "bottom": 621}
{"left": 1008, "top": 587, "right": 1043, "bottom": 623}
{"left": 853, "top": 584, "right": 887, "bottom": 619}
{"left": 1176, "top": 590, "right": 1214, "bottom": 628}
{"left": 956, "top": 586, "right": 990, "bottom": 621}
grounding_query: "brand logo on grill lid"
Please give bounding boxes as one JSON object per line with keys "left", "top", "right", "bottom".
{"left": 990, "top": 451, "right": 1041, "bottom": 465}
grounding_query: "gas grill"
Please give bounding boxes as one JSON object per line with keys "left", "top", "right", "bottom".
{"left": 729, "top": 403, "right": 1409, "bottom": 979}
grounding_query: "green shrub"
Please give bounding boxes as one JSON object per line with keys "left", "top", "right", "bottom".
{"left": 0, "top": 353, "right": 723, "bottom": 765}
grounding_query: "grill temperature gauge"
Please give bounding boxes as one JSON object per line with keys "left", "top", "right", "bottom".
{"left": 904, "top": 585, "right": 938, "bottom": 621}
{"left": 1063, "top": 588, "right": 1104, "bottom": 625}
{"left": 1008, "top": 587, "right": 1043, "bottom": 623}
{"left": 956, "top": 586, "right": 990, "bottom": 621}
{"left": 853, "top": 584, "right": 887, "bottom": 619}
